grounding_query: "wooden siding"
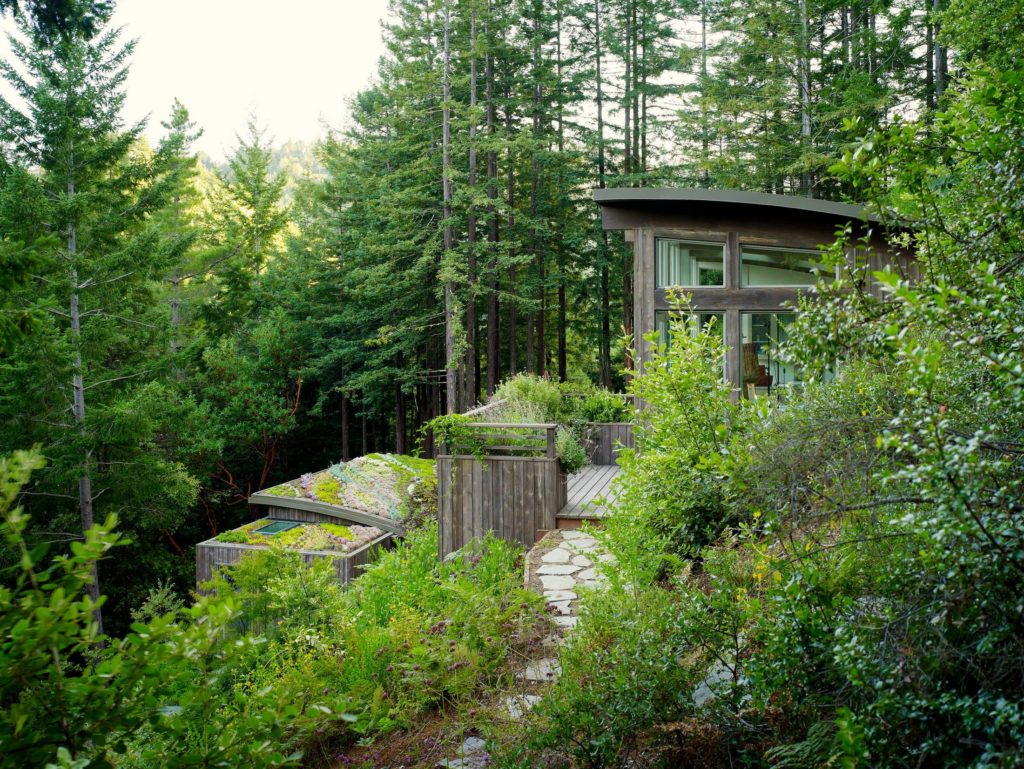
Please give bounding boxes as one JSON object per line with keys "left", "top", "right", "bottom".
{"left": 560, "top": 464, "right": 621, "bottom": 519}
{"left": 437, "top": 455, "right": 566, "bottom": 557}
{"left": 195, "top": 532, "right": 391, "bottom": 587}
{"left": 583, "top": 423, "right": 635, "bottom": 466}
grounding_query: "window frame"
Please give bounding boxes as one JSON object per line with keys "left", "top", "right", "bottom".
{"left": 654, "top": 237, "right": 727, "bottom": 290}
{"left": 738, "top": 244, "right": 833, "bottom": 288}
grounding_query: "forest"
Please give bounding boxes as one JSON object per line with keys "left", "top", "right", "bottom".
{"left": 1, "top": 0, "right": 1022, "bottom": 766}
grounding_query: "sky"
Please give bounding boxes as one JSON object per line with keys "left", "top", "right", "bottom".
{"left": 3, "top": 1, "right": 393, "bottom": 160}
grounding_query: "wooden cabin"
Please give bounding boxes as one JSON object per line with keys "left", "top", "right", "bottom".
{"left": 594, "top": 188, "right": 914, "bottom": 396}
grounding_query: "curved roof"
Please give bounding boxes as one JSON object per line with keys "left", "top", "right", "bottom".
{"left": 592, "top": 187, "right": 879, "bottom": 222}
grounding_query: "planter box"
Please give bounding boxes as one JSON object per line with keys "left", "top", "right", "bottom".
{"left": 196, "top": 527, "right": 392, "bottom": 587}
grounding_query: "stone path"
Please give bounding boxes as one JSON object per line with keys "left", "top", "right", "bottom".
{"left": 525, "top": 529, "right": 612, "bottom": 638}
{"left": 436, "top": 529, "right": 613, "bottom": 769}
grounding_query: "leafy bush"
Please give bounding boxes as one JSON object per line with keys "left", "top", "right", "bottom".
{"left": 492, "top": 374, "right": 563, "bottom": 422}
{"left": 603, "top": 296, "right": 750, "bottom": 581}
{"left": 555, "top": 425, "right": 588, "bottom": 474}
{"left": 0, "top": 451, "right": 347, "bottom": 769}
{"left": 573, "top": 387, "right": 631, "bottom": 423}
{"left": 522, "top": 579, "right": 703, "bottom": 768}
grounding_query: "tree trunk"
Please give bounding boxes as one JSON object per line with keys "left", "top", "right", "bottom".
{"left": 595, "top": 0, "right": 612, "bottom": 388}
{"left": 465, "top": 9, "right": 479, "bottom": 408}
{"left": 341, "top": 392, "right": 351, "bottom": 461}
{"left": 556, "top": 0, "right": 567, "bottom": 382}
{"left": 798, "top": 0, "right": 813, "bottom": 197}
{"left": 506, "top": 96, "right": 518, "bottom": 377}
{"left": 442, "top": 3, "right": 458, "bottom": 414}
{"left": 394, "top": 374, "right": 407, "bottom": 454}
{"left": 700, "top": 0, "right": 710, "bottom": 186}
{"left": 623, "top": 0, "right": 632, "bottom": 180}
{"left": 68, "top": 173, "right": 103, "bottom": 635}
{"left": 933, "top": 0, "right": 947, "bottom": 99}
{"left": 485, "top": 3, "right": 501, "bottom": 395}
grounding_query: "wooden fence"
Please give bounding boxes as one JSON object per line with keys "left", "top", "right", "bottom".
{"left": 438, "top": 422, "right": 566, "bottom": 557}
{"left": 582, "top": 423, "right": 635, "bottom": 466}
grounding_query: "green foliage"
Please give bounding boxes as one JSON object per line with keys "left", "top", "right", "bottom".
{"left": 0, "top": 451, "right": 339, "bottom": 769}
{"left": 572, "top": 387, "right": 632, "bottom": 424}
{"left": 523, "top": 578, "right": 702, "bottom": 768}
{"left": 604, "top": 297, "right": 749, "bottom": 583}
{"left": 191, "top": 524, "right": 542, "bottom": 747}
{"left": 555, "top": 425, "right": 587, "bottom": 474}
{"left": 493, "top": 374, "right": 564, "bottom": 423}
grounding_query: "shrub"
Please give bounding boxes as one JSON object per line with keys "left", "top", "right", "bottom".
{"left": 555, "top": 425, "right": 588, "bottom": 474}
{"left": 0, "top": 451, "right": 348, "bottom": 769}
{"left": 574, "top": 388, "right": 631, "bottom": 423}
{"left": 492, "top": 374, "right": 563, "bottom": 422}
{"left": 524, "top": 581, "right": 703, "bottom": 768}
{"left": 604, "top": 295, "right": 750, "bottom": 579}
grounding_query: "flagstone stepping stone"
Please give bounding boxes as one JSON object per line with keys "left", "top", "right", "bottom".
{"left": 537, "top": 563, "right": 580, "bottom": 575}
{"left": 539, "top": 574, "right": 575, "bottom": 591}
{"left": 437, "top": 737, "right": 489, "bottom": 769}
{"left": 502, "top": 694, "right": 541, "bottom": 720}
{"left": 576, "top": 568, "right": 598, "bottom": 580}
{"left": 553, "top": 615, "right": 578, "bottom": 630}
{"left": 559, "top": 530, "right": 592, "bottom": 540}
{"left": 597, "top": 552, "right": 617, "bottom": 563}
{"left": 519, "top": 657, "right": 561, "bottom": 682}
{"left": 541, "top": 548, "right": 571, "bottom": 563}
{"left": 565, "top": 540, "right": 599, "bottom": 553}
{"left": 571, "top": 554, "right": 593, "bottom": 567}
{"left": 543, "top": 589, "right": 577, "bottom": 602}
{"left": 547, "top": 600, "right": 573, "bottom": 615}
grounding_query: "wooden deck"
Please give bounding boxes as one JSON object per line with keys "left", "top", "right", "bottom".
{"left": 559, "top": 464, "right": 621, "bottom": 519}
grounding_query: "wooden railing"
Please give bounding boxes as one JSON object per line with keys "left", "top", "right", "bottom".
{"left": 441, "top": 421, "right": 557, "bottom": 459}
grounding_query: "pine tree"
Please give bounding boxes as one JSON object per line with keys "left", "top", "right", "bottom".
{"left": 204, "top": 118, "right": 289, "bottom": 332}
{"left": 0, "top": 16, "right": 200, "bottom": 630}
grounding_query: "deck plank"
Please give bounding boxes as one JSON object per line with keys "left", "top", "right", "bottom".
{"left": 561, "top": 465, "right": 621, "bottom": 519}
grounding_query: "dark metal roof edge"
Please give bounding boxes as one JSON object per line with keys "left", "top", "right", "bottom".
{"left": 592, "top": 188, "right": 880, "bottom": 223}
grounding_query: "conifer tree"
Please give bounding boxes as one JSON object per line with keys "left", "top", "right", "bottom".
{"left": 0, "top": 15, "right": 199, "bottom": 630}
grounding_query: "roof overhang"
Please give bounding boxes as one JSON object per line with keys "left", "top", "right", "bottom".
{"left": 593, "top": 187, "right": 882, "bottom": 225}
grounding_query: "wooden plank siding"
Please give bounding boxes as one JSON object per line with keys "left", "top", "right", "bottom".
{"left": 195, "top": 532, "right": 392, "bottom": 588}
{"left": 437, "top": 454, "right": 566, "bottom": 557}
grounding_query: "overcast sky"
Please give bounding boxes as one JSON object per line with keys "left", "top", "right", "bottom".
{"left": 3, "top": 1, "right": 393, "bottom": 159}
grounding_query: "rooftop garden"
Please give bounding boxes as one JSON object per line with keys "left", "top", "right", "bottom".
{"left": 214, "top": 519, "right": 385, "bottom": 553}
{"left": 257, "top": 453, "right": 437, "bottom": 526}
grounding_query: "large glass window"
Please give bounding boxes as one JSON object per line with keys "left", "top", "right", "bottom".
{"left": 740, "top": 312, "right": 802, "bottom": 395}
{"left": 656, "top": 239, "right": 725, "bottom": 288}
{"left": 740, "top": 246, "right": 831, "bottom": 287}
{"left": 655, "top": 310, "right": 724, "bottom": 347}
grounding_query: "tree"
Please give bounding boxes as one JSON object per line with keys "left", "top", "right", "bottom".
{"left": 203, "top": 118, "right": 289, "bottom": 333}
{"left": 0, "top": 15, "right": 199, "bottom": 632}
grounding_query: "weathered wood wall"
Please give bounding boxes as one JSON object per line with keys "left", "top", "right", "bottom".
{"left": 437, "top": 455, "right": 566, "bottom": 557}
{"left": 583, "top": 423, "right": 635, "bottom": 466}
{"left": 195, "top": 533, "right": 391, "bottom": 587}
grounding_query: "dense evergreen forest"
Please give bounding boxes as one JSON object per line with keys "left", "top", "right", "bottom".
{"left": 2, "top": 0, "right": 1023, "bottom": 765}
{"left": 0, "top": 0, "right": 953, "bottom": 629}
